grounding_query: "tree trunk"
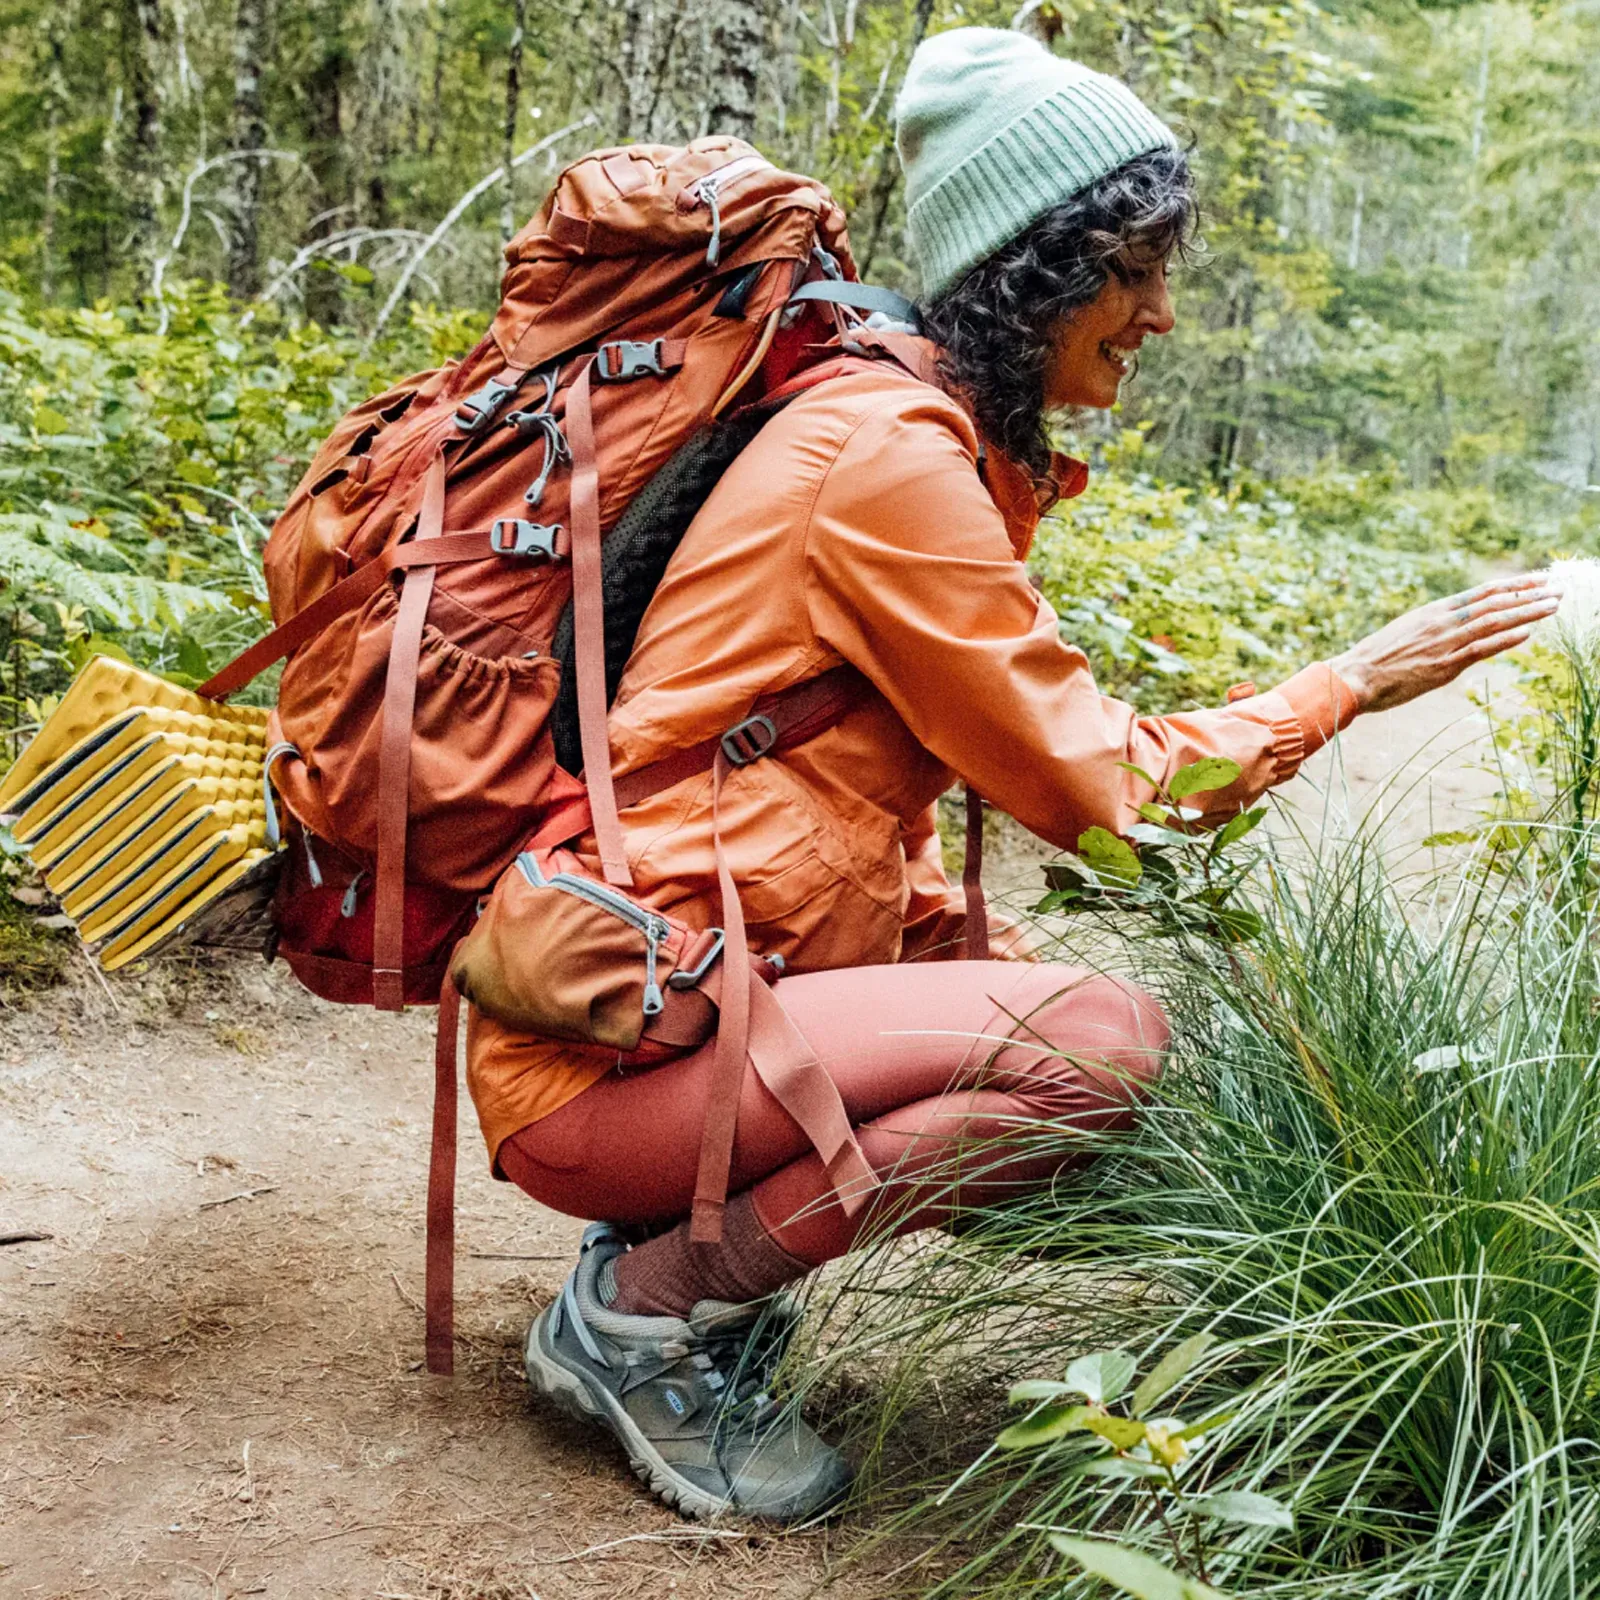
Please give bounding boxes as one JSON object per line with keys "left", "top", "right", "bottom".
{"left": 41, "top": 4, "right": 71, "bottom": 303}
{"left": 304, "top": 0, "right": 349, "bottom": 327}
{"left": 500, "top": 0, "right": 528, "bottom": 243}
{"left": 705, "top": 0, "right": 765, "bottom": 140}
{"left": 619, "top": 0, "right": 657, "bottom": 141}
{"left": 227, "top": 0, "right": 273, "bottom": 298}
{"left": 115, "top": 0, "right": 164, "bottom": 283}
{"left": 360, "top": 0, "right": 404, "bottom": 229}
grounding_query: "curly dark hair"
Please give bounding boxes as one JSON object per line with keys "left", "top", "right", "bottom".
{"left": 917, "top": 146, "right": 1198, "bottom": 494}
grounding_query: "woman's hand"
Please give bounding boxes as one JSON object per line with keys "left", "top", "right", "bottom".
{"left": 1330, "top": 575, "right": 1560, "bottom": 716}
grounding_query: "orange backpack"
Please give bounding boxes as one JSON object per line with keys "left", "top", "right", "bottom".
{"left": 196, "top": 139, "right": 952, "bottom": 1371}
{"left": 199, "top": 137, "right": 916, "bottom": 1011}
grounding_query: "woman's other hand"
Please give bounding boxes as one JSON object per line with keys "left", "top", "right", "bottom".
{"left": 1330, "top": 575, "right": 1560, "bottom": 715}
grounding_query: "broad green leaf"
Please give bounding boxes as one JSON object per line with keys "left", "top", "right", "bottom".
{"left": 33, "top": 406, "right": 72, "bottom": 436}
{"left": 1212, "top": 906, "right": 1264, "bottom": 943}
{"left": 1117, "top": 761, "right": 1159, "bottom": 786}
{"left": 1127, "top": 823, "right": 1180, "bottom": 848}
{"left": 996, "top": 1403, "right": 1090, "bottom": 1449}
{"left": 1215, "top": 807, "right": 1266, "bottom": 849}
{"left": 1009, "top": 1379, "right": 1078, "bottom": 1403}
{"left": 1066, "top": 1349, "right": 1138, "bottom": 1404}
{"left": 337, "top": 261, "right": 376, "bottom": 285}
{"left": 176, "top": 634, "right": 210, "bottom": 681}
{"left": 1132, "top": 1335, "right": 1217, "bottom": 1416}
{"left": 1042, "top": 858, "right": 1094, "bottom": 889}
{"left": 1048, "top": 1536, "right": 1225, "bottom": 1600}
{"left": 1422, "top": 828, "right": 1482, "bottom": 847}
{"left": 1137, "top": 802, "right": 1173, "bottom": 824}
{"left": 1082, "top": 1413, "right": 1148, "bottom": 1450}
{"left": 1077, "top": 828, "right": 1141, "bottom": 887}
{"left": 1068, "top": 1456, "right": 1169, "bottom": 1481}
{"left": 1188, "top": 1490, "right": 1293, "bottom": 1530}
{"left": 1169, "top": 757, "right": 1242, "bottom": 800}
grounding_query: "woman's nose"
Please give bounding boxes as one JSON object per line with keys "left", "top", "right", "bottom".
{"left": 1140, "top": 273, "right": 1176, "bottom": 336}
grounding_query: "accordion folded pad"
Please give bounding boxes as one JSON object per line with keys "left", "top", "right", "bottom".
{"left": 0, "top": 655, "right": 267, "bottom": 813}
{"left": 1, "top": 655, "right": 278, "bottom": 971}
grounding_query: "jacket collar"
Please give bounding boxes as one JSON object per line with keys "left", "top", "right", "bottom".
{"left": 836, "top": 329, "right": 1088, "bottom": 558}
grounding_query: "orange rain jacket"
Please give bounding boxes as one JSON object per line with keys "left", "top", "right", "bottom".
{"left": 466, "top": 345, "right": 1359, "bottom": 1165}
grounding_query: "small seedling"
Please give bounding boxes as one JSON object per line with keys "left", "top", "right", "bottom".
{"left": 1035, "top": 758, "right": 1267, "bottom": 944}
{"left": 998, "top": 1338, "right": 1291, "bottom": 1597}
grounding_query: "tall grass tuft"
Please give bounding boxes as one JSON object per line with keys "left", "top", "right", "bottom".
{"left": 806, "top": 654, "right": 1600, "bottom": 1598}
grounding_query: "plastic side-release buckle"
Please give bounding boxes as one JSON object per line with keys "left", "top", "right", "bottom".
{"left": 490, "top": 518, "right": 564, "bottom": 559}
{"left": 720, "top": 714, "right": 777, "bottom": 767}
{"left": 454, "top": 373, "right": 520, "bottom": 432}
{"left": 595, "top": 339, "right": 667, "bottom": 382}
{"left": 668, "top": 928, "right": 725, "bottom": 990}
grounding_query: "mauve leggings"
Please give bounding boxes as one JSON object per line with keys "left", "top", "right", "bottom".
{"left": 498, "top": 961, "right": 1169, "bottom": 1267}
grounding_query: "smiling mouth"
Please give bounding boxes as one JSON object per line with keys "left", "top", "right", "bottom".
{"left": 1100, "top": 341, "right": 1140, "bottom": 377}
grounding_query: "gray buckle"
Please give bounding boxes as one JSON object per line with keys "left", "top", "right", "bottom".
{"left": 720, "top": 714, "right": 777, "bottom": 766}
{"left": 668, "top": 929, "right": 725, "bottom": 990}
{"left": 454, "top": 373, "right": 519, "bottom": 432}
{"left": 490, "top": 518, "right": 563, "bottom": 559}
{"left": 596, "top": 339, "right": 666, "bottom": 382}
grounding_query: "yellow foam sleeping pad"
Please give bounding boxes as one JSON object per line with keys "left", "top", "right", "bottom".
{"left": 0, "top": 656, "right": 280, "bottom": 971}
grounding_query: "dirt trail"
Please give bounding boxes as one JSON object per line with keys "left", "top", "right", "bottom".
{"left": 0, "top": 665, "right": 1514, "bottom": 1600}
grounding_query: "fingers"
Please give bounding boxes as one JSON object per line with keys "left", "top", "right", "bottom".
{"left": 1461, "top": 594, "right": 1559, "bottom": 638}
{"left": 1463, "top": 626, "right": 1533, "bottom": 665}
{"left": 1444, "top": 573, "right": 1550, "bottom": 610}
{"left": 1448, "top": 585, "right": 1558, "bottom": 629}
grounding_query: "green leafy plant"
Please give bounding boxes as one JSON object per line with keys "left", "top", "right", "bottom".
{"left": 998, "top": 1337, "right": 1290, "bottom": 1595}
{"left": 1035, "top": 758, "right": 1266, "bottom": 943}
{"left": 800, "top": 641, "right": 1600, "bottom": 1600}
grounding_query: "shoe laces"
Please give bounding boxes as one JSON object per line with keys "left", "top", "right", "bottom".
{"left": 689, "top": 1308, "right": 799, "bottom": 1435}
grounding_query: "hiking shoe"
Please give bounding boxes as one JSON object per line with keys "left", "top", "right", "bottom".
{"left": 524, "top": 1223, "right": 850, "bottom": 1523}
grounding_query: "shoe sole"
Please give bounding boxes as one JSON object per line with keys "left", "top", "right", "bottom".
{"left": 524, "top": 1307, "right": 732, "bottom": 1522}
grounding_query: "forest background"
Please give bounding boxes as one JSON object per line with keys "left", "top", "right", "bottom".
{"left": 0, "top": 0, "right": 1597, "bottom": 829}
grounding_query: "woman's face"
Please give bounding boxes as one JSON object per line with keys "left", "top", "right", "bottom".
{"left": 1043, "top": 259, "right": 1176, "bottom": 410}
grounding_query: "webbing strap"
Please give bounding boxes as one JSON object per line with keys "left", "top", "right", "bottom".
{"left": 787, "top": 279, "right": 919, "bottom": 325}
{"left": 745, "top": 980, "right": 875, "bottom": 1214}
{"left": 964, "top": 784, "right": 989, "bottom": 959}
{"left": 565, "top": 359, "right": 632, "bottom": 889}
{"left": 425, "top": 965, "right": 462, "bottom": 1375}
{"left": 610, "top": 665, "right": 869, "bottom": 815}
{"left": 691, "top": 747, "right": 749, "bottom": 1245}
{"left": 688, "top": 725, "right": 879, "bottom": 1246}
{"left": 371, "top": 458, "right": 446, "bottom": 1012}
{"left": 196, "top": 526, "right": 507, "bottom": 701}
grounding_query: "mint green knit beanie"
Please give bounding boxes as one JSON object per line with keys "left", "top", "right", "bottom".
{"left": 895, "top": 28, "right": 1178, "bottom": 296}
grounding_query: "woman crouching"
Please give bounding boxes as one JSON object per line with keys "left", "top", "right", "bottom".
{"left": 466, "top": 27, "right": 1557, "bottom": 1522}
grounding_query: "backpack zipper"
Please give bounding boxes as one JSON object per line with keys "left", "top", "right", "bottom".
{"left": 689, "top": 154, "right": 773, "bottom": 268}
{"left": 516, "top": 853, "right": 668, "bottom": 1016}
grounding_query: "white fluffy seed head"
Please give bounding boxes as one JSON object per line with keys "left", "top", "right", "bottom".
{"left": 1533, "top": 557, "right": 1600, "bottom": 654}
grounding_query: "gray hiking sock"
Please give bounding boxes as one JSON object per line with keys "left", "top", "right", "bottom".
{"left": 609, "top": 1192, "right": 813, "bottom": 1318}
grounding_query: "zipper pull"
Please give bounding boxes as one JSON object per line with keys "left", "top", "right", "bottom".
{"left": 341, "top": 872, "right": 365, "bottom": 918}
{"left": 701, "top": 179, "right": 723, "bottom": 268}
{"left": 642, "top": 919, "right": 666, "bottom": 1017}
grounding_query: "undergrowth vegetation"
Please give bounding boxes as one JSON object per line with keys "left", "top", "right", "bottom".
{"left": 801, "top": 634, "right": 1600, "bottom": 1599}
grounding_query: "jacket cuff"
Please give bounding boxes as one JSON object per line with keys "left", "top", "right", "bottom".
{"left": 1233, "top": 663, "right": 1360, "bottom": 784}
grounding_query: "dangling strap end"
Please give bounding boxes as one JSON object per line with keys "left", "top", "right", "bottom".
{"left": 690, "top": 1198, "right": 726, "bottom": 1247}
{"left": 598, "top": 849, "right": 634, "bottom": 890}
